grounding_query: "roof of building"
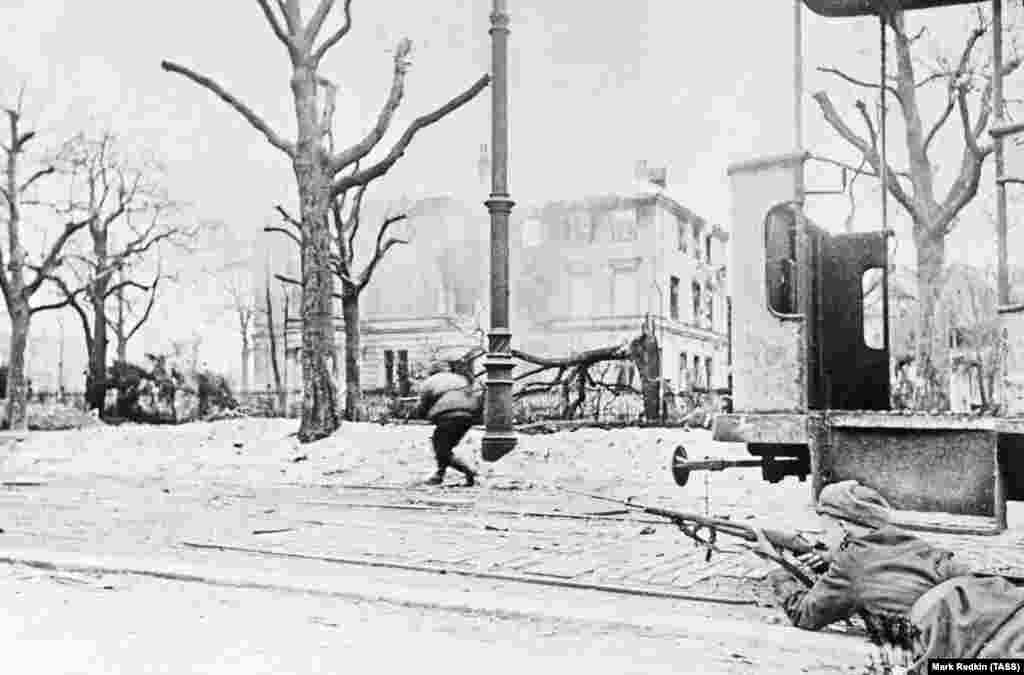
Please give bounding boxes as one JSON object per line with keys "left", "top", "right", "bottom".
{"left": 562, "top": 179, "right": 729, "bottom": 241}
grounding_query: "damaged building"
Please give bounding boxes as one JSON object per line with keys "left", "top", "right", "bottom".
{"left": 249, "top": 157, "right": 730, "bottom": 406}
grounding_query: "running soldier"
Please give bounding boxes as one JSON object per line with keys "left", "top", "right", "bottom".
{"left": 414, "top": 357, "right": 481, "bottom": 487}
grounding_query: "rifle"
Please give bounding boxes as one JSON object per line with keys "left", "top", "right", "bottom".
{"left": 563, "top": 488, "right": 827, "bottom": 587}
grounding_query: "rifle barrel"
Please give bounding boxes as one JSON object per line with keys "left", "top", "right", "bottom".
{"left": 561, "top": 488, "right": 823, "bottom": 555}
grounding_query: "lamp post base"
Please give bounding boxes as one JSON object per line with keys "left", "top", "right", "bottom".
{"left": 482, "top": 335, "right": 516, "bottom": 462}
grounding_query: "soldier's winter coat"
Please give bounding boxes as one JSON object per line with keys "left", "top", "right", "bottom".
{"left": 770, "top": 526, "right": 968, "bottom": 629}
{"left": 772, "top": 525, "right": 1024, "bottom": 669}
{"left": 909, "top": 575, "right": 1024, "bottom": 667}
{"left": 415, "top": 372, "right": 483, "bottom": 423}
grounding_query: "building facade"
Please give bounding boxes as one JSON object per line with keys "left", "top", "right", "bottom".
{"left": 250, "top": 160, "right": 730, "bottom": 401}
{"left": 515, "top": 161, "right": 729, "bottom": 394}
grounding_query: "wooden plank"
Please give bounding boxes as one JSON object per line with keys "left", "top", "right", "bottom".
{"left": 826, "top": 411, "right": 995, "bottom": 431}
{"left": 712, "top": 413, "right": 808, "bottom": 444}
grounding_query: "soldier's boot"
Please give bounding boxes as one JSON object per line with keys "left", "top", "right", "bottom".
{"left": 448, "top": 458, "right": 477, "bottom": 487}
{"left": 423, "top": 469, "right": 445, "bottom": 486}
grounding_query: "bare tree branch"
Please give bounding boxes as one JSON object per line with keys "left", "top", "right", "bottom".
{"left": 18, "top": 166, "right": 54, "bottom": 194}
{"left": 329, "top": 39, "right": 412, "bottom": 174}
{"left": 274, "top": 204, "right": 301, "bottom": 230}
{"left": 924, "top": 94, "right": 956, "bottom": 154}
{"left": 817, "top": 66, "right": 902, "bottom": 104}
{"left": 274, "top": 0, "right": 294, "bottom": 31}
{"left": 332, "top": 74, "right": 490, "bottom": 195}
{"left": 855, "top": 99, "right": 878, "bottom": 150}
{"left": 812, "top": 91, "right": 918, "bottom": 219}
{"left": 264, "top": 225, "right": 301, "bottom": 247}
{"left": 25, "top": 218, "right": 91, "bottom": 296}
{"left": 345, "top": 184, "right": 367, "bottom": 266}
{"left": 809, "top": 153, "right": 910, "bottom": 179}
{"left": 357, "top": 214, "right": 408, "bottom": 291}
{"left": 161, "top": 60, "right": 294, "bottom": 157}
{"left": 102, "top": 278, "right": 152, "bottom": 301}
{"left": 125, "top": 273, "right": 162, "bottom": 342}
{"left": 255, "top": 0, "right": 298, "bottom": 60}
{"left": 45, "top": 275, "right": 92, "bottom": 347}
{"left": 312, "top": 0, "right": 354, "bottom": 63}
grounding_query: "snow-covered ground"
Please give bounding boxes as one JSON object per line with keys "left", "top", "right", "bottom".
{"left": 0, "top": 418, "right": 821, "bottom": 529}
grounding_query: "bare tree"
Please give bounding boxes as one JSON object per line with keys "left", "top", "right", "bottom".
{"left": 45, "top": 132, "right": 193, "bottom": 413}
{"left": 269, "top": 189, "right": 409, "bottom": 421}
{"left": 812, "top": 7, "right": 1022, "bottom": 409}
{"left": 219, "top": 261, "right": 257, "bottom": 394}
{"left": 0, "top": 96, "right": 89, "bottom": 429}
{"left": 112, "top": 259, "right": 170, "bottom": 364}
{"left": 162, "top": 0, "right": 490, "bottom": 442}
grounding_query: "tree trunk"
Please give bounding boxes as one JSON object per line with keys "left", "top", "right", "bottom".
{"left": 632, "top": 320, "right": 662, "bottom": 422}
{"left": 913, "top": 228, "right": 949, "bottom": 410}
{"left": 280, "top": 290, "right": 290, "bottom": 415}
{"left": 5, "top": 306, "right": 31, "bottom": 431}
{"left": 241, "top": 333, "right": 250, "bottom": 393}
{"left": 84, "top": 283, "right": 110, "bottom": 413}
{"left": 266, "top": 284, "right": 284, "bottom": 416}
{"left": 293, "top": 67, "right": 341, "bottom": 443}
{"left": 116, "top": 274, "right": 127, "bottom": 363}
{"left": 342, "top": 283, "right": 361, "bottom": 421}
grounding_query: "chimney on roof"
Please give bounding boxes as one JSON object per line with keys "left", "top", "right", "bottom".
{"left": 634, "top": 159, "right": 648, "bottom": 182}
{"left": 634, "top": 160, "right": 667, "bottom": 188}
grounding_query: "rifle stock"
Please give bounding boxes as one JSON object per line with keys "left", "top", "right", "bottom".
{"left": 636, "top": 505, "right": 825, "bottom": 556}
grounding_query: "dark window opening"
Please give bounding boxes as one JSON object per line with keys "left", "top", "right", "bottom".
{"left": 384, "top": 350, "right": 395, "bottom": 393}
{"left": 765, "top": 205, "right": 798, "bottom": 315}
{"left": 397, "top": 350, "right": 411, "bottom": 396}
{"left": 692, "top": 281, "right": 702, "bottom": 323}
{"left": 669, "top": 276, "right": 680, "bottom": 319}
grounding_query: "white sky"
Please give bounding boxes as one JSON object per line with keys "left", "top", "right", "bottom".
{"left": 1, "top": 0, "right": 1021, "bottom": 385}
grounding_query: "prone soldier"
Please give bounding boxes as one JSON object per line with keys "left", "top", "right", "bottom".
{"left": 756, "top": 480, "right": 1024, "bottom": 671}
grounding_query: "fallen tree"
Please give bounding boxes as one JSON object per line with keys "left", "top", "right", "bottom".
{"left": 441, "top": 318, "right": 663, "bottom": 424}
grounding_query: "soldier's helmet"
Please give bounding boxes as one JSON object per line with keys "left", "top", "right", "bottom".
{"left": 816, "top": 480, "right": 892, "bottom": 529}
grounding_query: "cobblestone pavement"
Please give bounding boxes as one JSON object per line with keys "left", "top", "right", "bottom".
{"left": 1, "top": 420, "right": 1024, "bottom": 608}
{"left": 3, "top": 474, "right": 1022, "bottom": 610}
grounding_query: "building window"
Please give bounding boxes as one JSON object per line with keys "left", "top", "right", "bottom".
{"left": 611, "top": 268, "right": 636, "bottom": 315}
{"left": 669, "top": 276, "right": 680, "bottom": 319}
{"left": 397, "top": 350, "right": 410, "bottom": 396}
{"left": 610, "top": 210, "right": 637, "bottom": 242}
{"left": 677, "top": 219, "right": 688, "bottom": 252}
{"left": 569, "top": 273, "right": 593, "bottom": 318}
{"left": 679, "top": 351, "right": 688, "bottom": 389}
{"left": 766, "top": 204, "right": 798, "bottom": 315}
{"left": 708, "top": 289, "right": 714, "bottom": 329}
{"left": 693, "top": 355, "right": 702, "bottom": 388}
{"left": 705, "top": 356, "right": 714, "bottom": 390}
{"left": 705, "top": 235, "right": 712, "bottom": 264}
{"left": 693, "top": 224, "right": 703, "bottom": 261}
{"left": 384, "top": 349, "right": 395, "bottom": 393}
{"left": 692, "top": 281, "right": 701, "bottom": 323}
